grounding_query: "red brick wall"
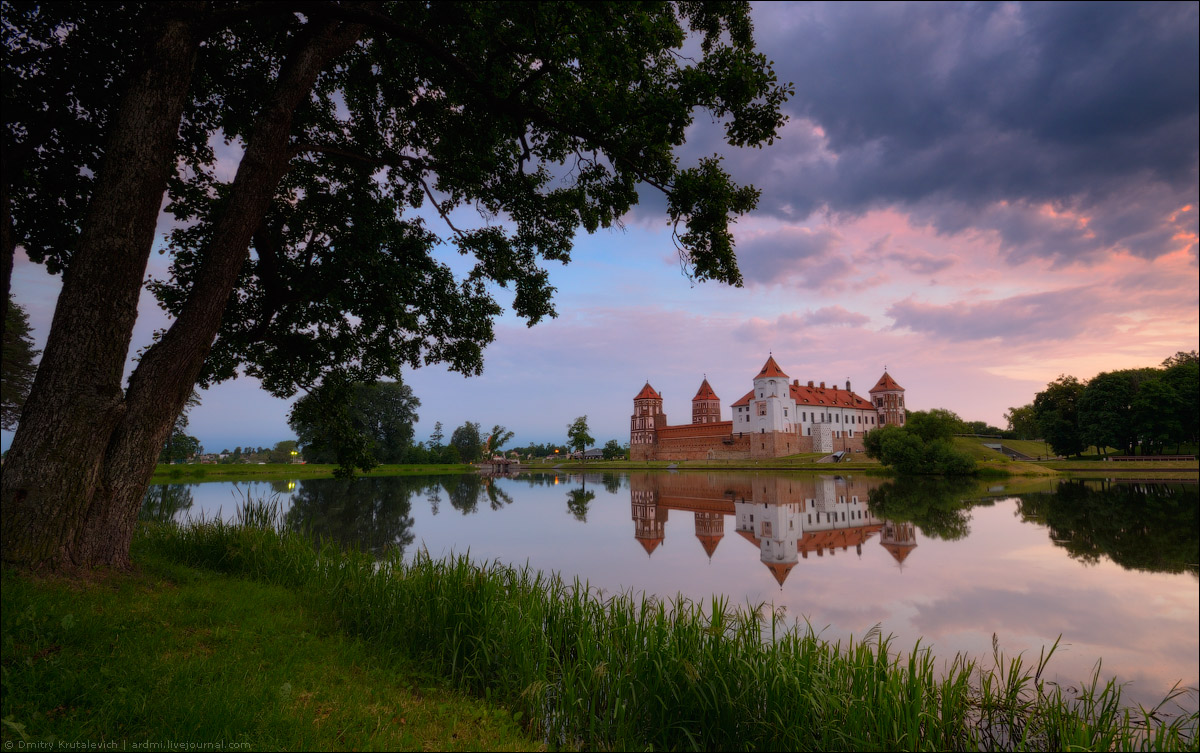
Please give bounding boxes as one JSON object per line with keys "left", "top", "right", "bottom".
{"left": 631, "top": 424, "right": 864, "bottom": 461}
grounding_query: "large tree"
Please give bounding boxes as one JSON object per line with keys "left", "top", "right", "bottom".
{"left": 1, "top": 2, "right": 789, "bottom": 570}
{"left": 288, "top": 378, "right": 420, "bottom": 475}
{"left": 1033, "top": 375, "right": 1087, "bottom": 458}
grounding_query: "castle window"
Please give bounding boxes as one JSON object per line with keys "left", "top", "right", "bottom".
{"left": 784, "top": 409, "right": 788, "bottom": 417}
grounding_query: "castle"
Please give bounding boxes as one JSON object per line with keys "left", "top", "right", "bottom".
{"left": 629, "top": 472, "right": 918, "bottom": 584}
{"left": 630, "top": 355, "right": 906, "bottom": 461}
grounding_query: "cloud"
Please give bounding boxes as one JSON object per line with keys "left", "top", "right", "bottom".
{"left": 801, "top": 306, "right": 870, "bottom": 327}
{"left": 734, "top": 226, "right": 850, "bottom": 287}
{"left": 854, "top": 234, "right": 955, "bottom": 275}
{"left": 886, "top": 286, "right": 1120, "bottom": 343}
{"left": 656, "top": 2, "right": 1200, "bottom": 265}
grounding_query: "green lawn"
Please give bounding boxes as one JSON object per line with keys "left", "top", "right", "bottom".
{"left": 1, "top": 557, "right": 538, "bottom": 751}
{"left": 997, "top": 439, "right": 1056, "bottom": 458}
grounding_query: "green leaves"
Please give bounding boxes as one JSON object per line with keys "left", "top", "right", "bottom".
{"left": 14, "top": 3, "right": 789, "bottom": 401}
{"left": 288, "top": 377, "right": 421, "bottom": 477}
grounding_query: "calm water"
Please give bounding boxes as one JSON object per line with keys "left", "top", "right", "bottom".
{"left": 144, "top": 471, "right": 1199, "bottom": 713}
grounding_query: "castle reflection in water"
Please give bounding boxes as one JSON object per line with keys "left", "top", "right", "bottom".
{"left": 628, "top": 473, "right": 917, "bottom": 585}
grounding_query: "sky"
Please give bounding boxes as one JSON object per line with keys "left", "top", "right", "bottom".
{"left": 4, "top": 1, "right": 1198, "bottom": 454}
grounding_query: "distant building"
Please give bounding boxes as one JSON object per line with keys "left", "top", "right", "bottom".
{"left": 631, "top": 355, "right": 906, "bottom": 461}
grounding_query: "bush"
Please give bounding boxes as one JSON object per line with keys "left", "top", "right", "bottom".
{"left": 865, "top": 425, "right": 977, "bottom": 476}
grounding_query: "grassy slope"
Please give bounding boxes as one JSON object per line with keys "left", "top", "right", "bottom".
{"left": 998, "top": 439, "right": 1056, "bottom": 458}
{"left": 0, "top": 556, "right": 538, "bottom": 751}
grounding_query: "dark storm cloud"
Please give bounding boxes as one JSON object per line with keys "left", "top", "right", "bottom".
{"left": 886, "top": 286, "right": 1115, "bottom": 343}
{"left": 667, "top": 2, "right": 1199, "bottom": 265}
{"left": 735, "top": 226, "right": 850, "bottom": 287}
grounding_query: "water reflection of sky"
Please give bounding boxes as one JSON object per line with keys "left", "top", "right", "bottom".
{"left": 155, "top": 472, "right": 1199, "bottom": 715}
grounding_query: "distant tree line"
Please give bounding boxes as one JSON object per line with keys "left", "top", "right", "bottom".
{"left": 1015, "top": 351, "right": 1199, "bottom": 458}
{"left": 206, "top": 441, "right": 299, "bottom": 465}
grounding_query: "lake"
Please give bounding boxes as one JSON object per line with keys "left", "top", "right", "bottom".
{"left": 144, "top": 470, "right": 1199, "bottom": 716}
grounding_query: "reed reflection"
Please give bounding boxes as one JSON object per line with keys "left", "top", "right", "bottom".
{"left": 628, "top": 473, "right": 920, "bottom": 584}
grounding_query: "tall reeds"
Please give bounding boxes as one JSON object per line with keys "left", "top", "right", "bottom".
{"left": 136, "top": 500, "right": 1198, "bottom": 751}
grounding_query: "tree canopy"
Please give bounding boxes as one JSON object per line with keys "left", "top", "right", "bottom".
{"left": 1033, "top": 375, "right": 1086, "bottom": 457}
{"left": 863, "top": 409, "right": 976, "bottom": 476}
{"left": 2, "top": 1, "right": 790, "bottom": 571}
{"left": 1032, "top": 354, "right": 1198, "bottom": 457}
{"left": 288, "top": 378, "right": 420, "bottom": 476}
{"left": 449, "top": 421, "right": 483, "bottom": 464}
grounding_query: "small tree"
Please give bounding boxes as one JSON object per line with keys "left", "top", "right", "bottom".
{"left": 602, "top": 439, "right": 626, "bottom": 461}
{"left": 450, "top": 421, "right": 483, "bottom": 463}
{"left": 158, "top": 390, "right": 202, "bottom": 464}
{"left": 486, "top": 424, "right": 515, "bottom": 457}
{"left": 567, "top": 416, "right": 595, "bottom": 461}
{"left": 1, "top": 297, "right": 41, "bottom": 431}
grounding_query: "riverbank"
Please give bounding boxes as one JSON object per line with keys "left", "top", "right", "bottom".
{"left": 151, "top": 462, "right": 475, "bottom": 483}
{"left": 4, "top": 511, "right": 1192, "bottom": 752}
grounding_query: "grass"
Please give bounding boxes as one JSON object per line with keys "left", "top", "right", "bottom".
{"left": 66, "top": 502, "right": 1191, "bottom": 752}
{"left": 995, "top": 439, "right": 1056, "bottom": 459}
{"left": 1039, "top": 459, "right": 1200, "bottom": 471}
{"left": 1, "top": 553, "right": 537, "bottom": 751}
{"left": 7, "top": 502, "right": 1194, "bottom": 751}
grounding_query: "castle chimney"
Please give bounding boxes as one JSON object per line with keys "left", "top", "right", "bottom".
{"left": 808, "top": 381, "right": 814, "bottom": 388}
{"left": 820, "top": 381, "right": 825, "bottom": 389}
{"left": 846, "top": 379, "right": 852, "bottom": 392}
{"left": 793, "top": 379, "right": 799, "bottom": 387}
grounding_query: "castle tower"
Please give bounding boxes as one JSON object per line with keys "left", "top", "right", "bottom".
{"left": 632, "top": 488, "right": 666, "bottom": 556}
{"left": 631, "top": 382, "right": 666, "bottom": 460}
{"left": 694, "top": 511, "right": 724, "bottom": 559}
{"left": 869, "top": 371, "right": 906, "bottom": 427}
{"left": 750, "top": 355, "right": 792, "bottom": 433}
{"left": 691, "top": 378, "right": 721, "bottom": 424}
{"left": 880, "top": 520, "right": 918, "bottom": 568}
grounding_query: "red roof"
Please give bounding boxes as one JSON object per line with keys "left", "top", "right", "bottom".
{"left": 696, "top": 534, "right": 723, "bottom": 558}
{"left": 692, "top": 378, "right": 719, "bottom": 402}
{"left": 789, "top": 382, "right": 874, "bottom": 410}
{"left": 882, "top": 540, "right": 916, "bottom": 564}
{"left": 764, "top": 560, "right": 797, "bottom": 586}
{"left": 869, "top": 372, "right": 904, "bottom": 392}
{"left": 634, "top": 382, "right": 662, "bottom": 400}
{"left": 731, "top": 389, "right": 755, "bottom": 408}
{"left": 756, "top": 356, "right": 789, "bottom": 379}
{"left": 637, "top": 536, "right": 663, "bottom": 556}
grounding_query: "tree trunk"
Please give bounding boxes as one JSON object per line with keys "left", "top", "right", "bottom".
{"left": 72, "top": 20, "right": 364, "bottom": 569}
{"left": 1, "top": 12, "right": 362, "bottom": 571}
{"left": 0, "top": 12, "right": 201, "bottom": 571}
